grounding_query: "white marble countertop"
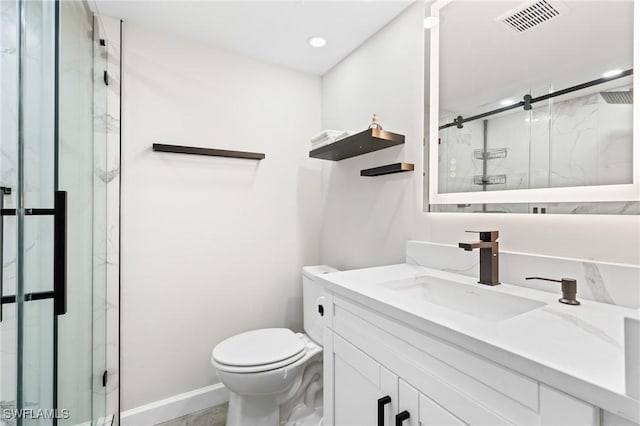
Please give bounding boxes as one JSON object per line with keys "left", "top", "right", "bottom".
{"left": 319, "top": 263, "right": 640, "bottom": 422}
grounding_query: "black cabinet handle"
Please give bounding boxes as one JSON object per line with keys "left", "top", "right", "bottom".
{"left": 377, "top": 395, "right": 391, "bottom": 426}
{"left": 395, "top": 410, "right": 410, "bottom": 426}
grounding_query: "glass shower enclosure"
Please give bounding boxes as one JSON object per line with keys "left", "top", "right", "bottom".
{"left": 0, "top": 0, "right": 113, "bottom": 424}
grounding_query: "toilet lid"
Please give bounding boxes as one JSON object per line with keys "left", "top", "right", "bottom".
{"left": 212, "top": 328, "right": 305, "bottom": 367}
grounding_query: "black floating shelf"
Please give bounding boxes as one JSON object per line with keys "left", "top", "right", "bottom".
{"left": 309, "top": 129, "right": 405, "bottom": 161}
{"left": 361, "top": 162, "right": 414, "bottom": 177}
{"left": 153, "top": 144, "right": 265, "bottom": 160}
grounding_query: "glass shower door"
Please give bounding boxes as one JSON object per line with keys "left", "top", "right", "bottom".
{"left": 0, "top": 0, "right": 20, "bottom": 419}
{"left": 0, "top": 0, "right": 110, "bottom": 424}
{"left": 57, "top": 1, "right": 109, "bottom": 424}
{"left": 1, "top": 0, "right": 59, "bottom": 424}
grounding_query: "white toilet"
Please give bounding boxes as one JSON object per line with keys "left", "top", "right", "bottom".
{"left": 211, "top": 265, "right": 337, "bottom": 426}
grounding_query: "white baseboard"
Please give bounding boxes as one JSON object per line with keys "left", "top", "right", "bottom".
{"left": 120, "top": 383, "right": 229, "bottom": 426}
{"left": 74, "top": 416, "right": 113, "bottom": 426}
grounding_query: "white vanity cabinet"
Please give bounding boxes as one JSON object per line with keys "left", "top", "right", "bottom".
{"left": 330, "top": 332, "right": 397, "bottom": 426}
{"left": 322, "top": 292, "right": 621, "bottom": 426}
{"left": 328, "top": 331, "right": 444, "bottom": 426}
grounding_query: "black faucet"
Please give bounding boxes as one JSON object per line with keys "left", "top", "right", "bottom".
{"left": 458, "top": 230, "right": 500, "bottom": 286}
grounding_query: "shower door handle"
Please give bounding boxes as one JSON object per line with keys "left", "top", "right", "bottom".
{"left": 53, "top": 190, "right": 67, "bottom": 316}
{"left": 0, "top": 190, "right": 67, "bottom": 319}
{"left": 0, "top": 186, "right": 11, "bottom": 322}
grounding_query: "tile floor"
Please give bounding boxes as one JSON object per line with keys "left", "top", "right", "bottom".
{"left": 155, "top": 403, "right": 228, "bottom": 426}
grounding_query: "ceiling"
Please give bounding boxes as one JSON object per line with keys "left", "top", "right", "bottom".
{"left": 435, "top": 0, "right": 634, "bottom": 116}
{"left": 92, "top": 0, "right": 413, "bottom": 75}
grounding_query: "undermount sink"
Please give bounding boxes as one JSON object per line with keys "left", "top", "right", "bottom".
{"left": 380, "top": 275, "right": 545, "bottom": 322}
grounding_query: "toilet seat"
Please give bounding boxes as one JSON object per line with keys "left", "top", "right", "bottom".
{"left": 213, "top": 350, "right": 306, "bottom": 373}
{"left": 212, "top": 328, "right": 308, "bottom": 374}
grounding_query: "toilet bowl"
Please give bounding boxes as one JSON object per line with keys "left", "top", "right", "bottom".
{"left": 211, "top": 265, "right": 337, "bottom": 426}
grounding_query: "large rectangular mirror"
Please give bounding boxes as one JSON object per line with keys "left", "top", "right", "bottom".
{"left": 426, "top": 0, "right": 639, "bottom": 214}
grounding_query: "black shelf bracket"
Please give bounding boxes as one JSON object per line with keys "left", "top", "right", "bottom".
{"left": 361, "top": 162, "right": 414, "bottom": 177}
{"left": 153, "top": 144, "right": 265, "bottom": 160}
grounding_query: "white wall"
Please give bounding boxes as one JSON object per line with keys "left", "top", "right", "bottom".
{"left": 320, "top": 2, "right": 640, "bottom": 268}
{"left": 320, "top": 2, "right": 425, "bottom": 269}
{"left": 120, "top": 23, "right": 322, "bottom": 410}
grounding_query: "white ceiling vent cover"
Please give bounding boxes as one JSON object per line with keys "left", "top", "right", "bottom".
{"left": 496, "top": 1, "right": 568, "bottom": 33}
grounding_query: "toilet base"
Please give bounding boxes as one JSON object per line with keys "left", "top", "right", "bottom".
{"left": 224, "top": 357, "right": 323, "bottom": 426}
{"left": 226, "top": 393, "right": 280, "bottom": 426}
{"left": 226, "top": 391, "right": 323, "bottom": 426}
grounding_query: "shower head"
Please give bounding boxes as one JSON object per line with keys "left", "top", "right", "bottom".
{"left": 600, "top": 89, "right": 633, "bottom": 104}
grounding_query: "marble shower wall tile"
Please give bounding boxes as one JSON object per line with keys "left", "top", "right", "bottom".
{"left": 594, "top": 87, "right": 633, "bottom": 186}
{"left": 407, "top": 241, "right": 639, "bottom": 309}
{"left": 1, "top": 0, "right": 18, "bottom": 196}
{"left": 550, "top": 93, "right": 599, "bottom": 188}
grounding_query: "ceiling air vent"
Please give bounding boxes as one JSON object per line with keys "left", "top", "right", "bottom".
{"left": 496, "top": 0, "right": 567, "bottom": 33}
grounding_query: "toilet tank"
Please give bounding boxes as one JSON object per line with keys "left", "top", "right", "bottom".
{"left": 302, "top": 265, "right": 338, "bottom": 345}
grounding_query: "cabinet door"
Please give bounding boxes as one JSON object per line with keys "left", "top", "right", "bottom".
{"left": 333, "top": 334, "right": 398, "bottom": 426}
{"left": 419, "top": 394, "right": 466, "bottom": 426}
{"left": 398, "top": 379, "right": 420, "bottom": 426}
{"left": 540, "top": 385, "right": 599, "bottom": 426}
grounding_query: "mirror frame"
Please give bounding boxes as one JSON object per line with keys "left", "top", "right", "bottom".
{"left": 427, "top": 0, "right": 639, "bottom": 206}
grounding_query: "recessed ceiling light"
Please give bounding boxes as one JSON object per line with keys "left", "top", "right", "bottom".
{"left": 602, "top": 69, "right": 623, "bottom": 78}
{"left": 307, "top": 37, "right": 327, "bottom": 48}
{"left": 500, "top": 99, "right": 516, "bottom": 106}
{"left": 424, "top": 16, "right": 439, "bottom": 29}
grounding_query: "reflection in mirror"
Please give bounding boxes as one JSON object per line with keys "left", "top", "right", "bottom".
{"left": 429, "top": 201, "right": 640, "bottom": 215}
{"left": 427, "top": 0, "right": 638, "bottom": 213}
